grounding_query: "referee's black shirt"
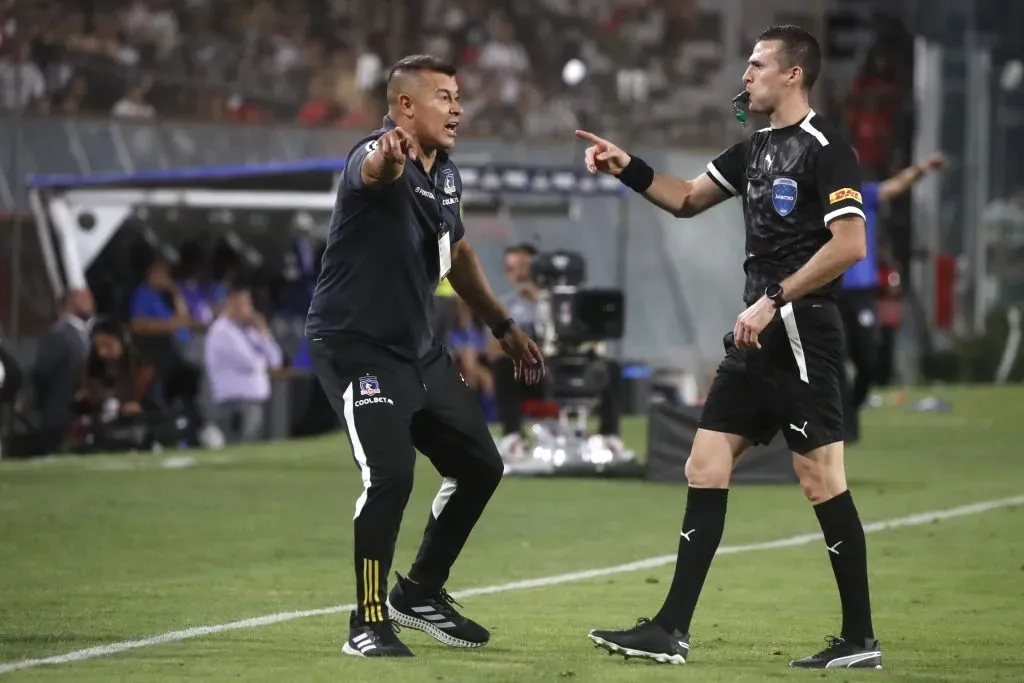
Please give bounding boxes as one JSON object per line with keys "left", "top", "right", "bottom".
{"left": 305, "top": 116, "right": 466, "bottom": 359}
{"left": 705, "top": 109, "right": 865, "bottom": 305}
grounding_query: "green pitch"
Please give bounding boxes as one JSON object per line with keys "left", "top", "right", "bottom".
{"left": 1, "top": 385, "right": 1022, "bottom": 682}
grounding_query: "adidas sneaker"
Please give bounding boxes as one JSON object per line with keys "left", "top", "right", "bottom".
{"left": 385, "top": 572, "right": 489, "bottom": 648}
{"left": 341, "top": 611, "right": 413, "bottom": 658}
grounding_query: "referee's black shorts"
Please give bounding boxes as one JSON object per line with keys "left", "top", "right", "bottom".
{"left": 699, "top": 299, "right": 845, "bottom": 454}
{"left": 309, "top": 337, "right": 503, "bottom": 512}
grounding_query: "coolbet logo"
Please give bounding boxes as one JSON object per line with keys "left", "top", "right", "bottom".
{"left": 359, "top": 375, "right": 380, "bottom": 396}
{"left": 355, "top": 396, "right": 395, "bottom": 407}
{"left": 772, "top": 177, "right": 798, "bottom": 217}
{"left": 828, "top": 187, "right": 863, "bottom": 204}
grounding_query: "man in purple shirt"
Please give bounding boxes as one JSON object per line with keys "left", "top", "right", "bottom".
{"left": 203, "top": 285, "right": 283, "bottom": 443}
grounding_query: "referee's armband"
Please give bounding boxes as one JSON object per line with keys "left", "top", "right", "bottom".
{"left": 618, "top": 156, "right": 654, "bottom": 193}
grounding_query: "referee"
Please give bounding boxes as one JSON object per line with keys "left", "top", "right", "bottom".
{"left": 580, "top": 26, "right": 882, "bottom": 669}
{"left": 305, "top": 54, "right": 544, "bottom": 658}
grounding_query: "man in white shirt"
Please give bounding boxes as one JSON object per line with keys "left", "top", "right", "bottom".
{"left": 203, "top": 285, "right": 283, "bottom": 444}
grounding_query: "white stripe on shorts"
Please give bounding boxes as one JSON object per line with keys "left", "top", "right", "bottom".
{"left": 779, "top": 302, "right": 809, "bottom": 383}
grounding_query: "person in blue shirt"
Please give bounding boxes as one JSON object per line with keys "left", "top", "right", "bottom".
{"left": 129, "top": 258, "right": 201, "bottom": 346}
{"left": 129, "top": 258, "right": 206, "bottom": 443}
{"left": 840, "top": 152, "right": 946, "bottom": 439}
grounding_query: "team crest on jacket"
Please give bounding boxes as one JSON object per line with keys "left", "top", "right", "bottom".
{"left": 359, "top": 375, "right": 380, "bottom": 396}
{"left": 772, "top": 177, "right": 798, "bottom": 217}
{"left": 443, "top": 168, "right": 456, "bottom": 195}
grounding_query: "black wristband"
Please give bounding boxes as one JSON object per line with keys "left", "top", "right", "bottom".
{"left": 492, "top": 318, "right": 515, "bottom": 339}
{"left": 617, "top": 155, "right": 654, "bottom": 193}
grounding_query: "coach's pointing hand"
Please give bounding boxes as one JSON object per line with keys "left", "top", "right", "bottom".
{"left": 379, "top": 126, "right": 417, "bottom": 165}
{"left": 733, "top": 296, "right": 777, "bottom": 350}
{"left": 575, "top": 130, "right": 630, "bottom": 176}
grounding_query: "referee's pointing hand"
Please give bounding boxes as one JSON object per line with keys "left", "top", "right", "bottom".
{"left": 379, "top": 126, "right": 417, "bottom": 165}
{"left": 575, "top": 130, "right": 630, "bottom": 176}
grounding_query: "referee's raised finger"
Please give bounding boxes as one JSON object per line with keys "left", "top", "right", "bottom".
{"left": 575, "top": 129, "right": 606, "bottom": 146}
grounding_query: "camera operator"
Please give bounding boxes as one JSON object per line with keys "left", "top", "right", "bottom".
{"left": 490, "top": 244, "right": 623, "bottom": 454}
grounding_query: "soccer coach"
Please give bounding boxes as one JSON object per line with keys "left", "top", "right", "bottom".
{"left": 305, "top": 54, "right": 544, "bottom": 659}
{"left": 580, "top": 26, "right": 882, "bottom": 669}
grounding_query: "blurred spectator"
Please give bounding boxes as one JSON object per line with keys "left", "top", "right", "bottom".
{"left": 54, "top": 74, "right": 89, "bottom": 114}
{"left": 477, "top": 14, "right": 529, "bottom": 105}
{"left": 73, "top": 318, "right": 158, "bottom": 453}
{"left": 203, "top": 284, "right": 282, "bottom": 444}
{"left": 498, "top": 242, "right": 541, "bottom": 337}
{"left": 447, "top": 296, "right": 497, "bottom": 422}
{"left": 876, "top": 247, "right": 903, "bottom": 388}
{"left": 0, "top": 40, "right": 46, "bottom": 111}
{"left": 111, "top": 82, "right": 156, "bottom": 118}
{"left": 844, "top": 47, "right": 901, "bottom": 179}
{"left": 30, "top": 288, "right": 94, "bottom": 454}
{"left": 175, "top": 241, "right": 220, "bottom": 325}
{"left": 130, "top": 257, "right": 202, "bottom": 345}
{"left": 0, "top": 334, "right": 24, "bottom": 417}
{"left": 123, "top": 0, "right": 180, "bottom": 61}
{"left": 492, "top": 244, "right": 544, "bottom": 440}
{"left": 129, "top": 257, "right": 205, "bottom": 439}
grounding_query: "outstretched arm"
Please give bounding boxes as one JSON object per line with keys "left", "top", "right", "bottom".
{"left": 575, "top": 130, "right": 733, "bottom": 218}
{"left": 640, "top": 172, "right": 733, "bottom": 218}
{"left": 877, "top": 152, "right": 947, "bottom": 202}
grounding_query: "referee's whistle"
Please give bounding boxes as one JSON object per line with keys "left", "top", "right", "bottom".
{"left": 732, "top": 91, "right": 751, "bottom": 125}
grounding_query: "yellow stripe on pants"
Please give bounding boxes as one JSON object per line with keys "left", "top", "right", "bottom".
{"left": 363, "top": 558, "right": 382, "bottom": 622}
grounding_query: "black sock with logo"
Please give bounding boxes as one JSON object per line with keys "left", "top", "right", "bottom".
{"left": 813, "top": 490, "right": 874, "bottom": 640}
{"left": 653, "top": 487, "right": 728, "bottom": 634}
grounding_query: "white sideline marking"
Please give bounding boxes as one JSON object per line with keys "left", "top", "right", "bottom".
{"left": 1, "top": 494, "right": 1021, "bottom": 675}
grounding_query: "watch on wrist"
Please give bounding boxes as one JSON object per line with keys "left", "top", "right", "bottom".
{"left": 492, "top": 317, "right": 515, "bottom": 339}
{"left": 765, "top": 283, "right": 786, "bottom": 308}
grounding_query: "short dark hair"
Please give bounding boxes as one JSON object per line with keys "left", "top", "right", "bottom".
{"left": 387, "top": 54, "right": 457, "bottom": 83}
{"left": 504, "top": 243, "right": 537, "bottom": 257}
{"left": 756, "top": 25, "right": 822, "bottom": 90}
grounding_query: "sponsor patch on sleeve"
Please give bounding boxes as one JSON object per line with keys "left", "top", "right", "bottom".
{"left": 829, "top": 187, "right": 862, "bottom": 204}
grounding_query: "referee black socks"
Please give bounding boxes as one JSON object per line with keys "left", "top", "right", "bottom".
{"left": 654, "top": 487, "right": 729, "bottom": 634}
{"left": 813, "top": 489, "right": 875, "bottom": 640}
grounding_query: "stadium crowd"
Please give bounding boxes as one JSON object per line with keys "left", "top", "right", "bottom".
{"left": 0, "top": 0, "right": 727, "bottom": 139}
{"left": 2, "top": 0, "right": 913, "bottom": 149}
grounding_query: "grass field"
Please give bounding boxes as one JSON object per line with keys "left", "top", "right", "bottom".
{"left": 1, "top": 385, "right": 1023, "bottom": 682}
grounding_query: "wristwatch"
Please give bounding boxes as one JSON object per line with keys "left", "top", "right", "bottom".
{"left": 765, "top": 283, "right": 787, "bottom": 309}
{"left": 492, "top": 317, "right": 516, "bottom": 339}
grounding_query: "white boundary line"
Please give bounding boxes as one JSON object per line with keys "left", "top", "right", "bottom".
{"left": 2, "top": 494, "right": 1021, "bottom": 676}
